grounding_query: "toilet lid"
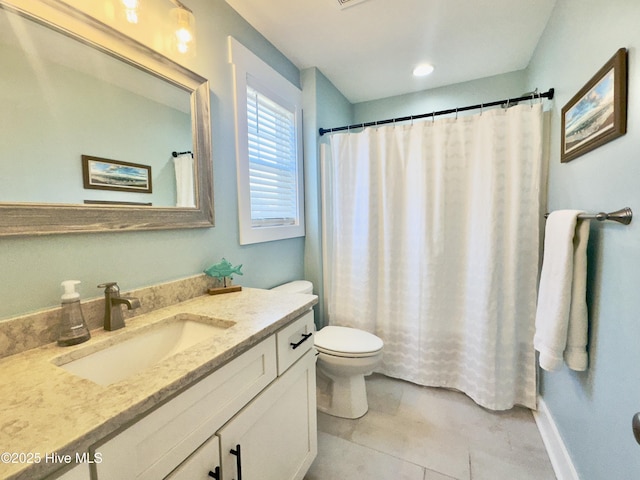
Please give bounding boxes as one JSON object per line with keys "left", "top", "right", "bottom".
{"left": 315, "top": 326, "right": 383, "bottom": 355}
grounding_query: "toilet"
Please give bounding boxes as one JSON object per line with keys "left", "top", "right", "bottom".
{"left": 271, "top": 280, "right": 384, "bottom": 419}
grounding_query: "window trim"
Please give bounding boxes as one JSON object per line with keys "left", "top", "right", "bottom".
{"left": 229, "top": 36, "right": 305, "bottom": 245}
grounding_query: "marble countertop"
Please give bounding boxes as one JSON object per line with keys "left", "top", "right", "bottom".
{"left": 0, "top": 288, "right": 317, "bottom": 480}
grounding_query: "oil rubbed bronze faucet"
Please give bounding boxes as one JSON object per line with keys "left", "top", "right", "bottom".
{"left": 97, "top": 282, "right": 141, "bottom": 331}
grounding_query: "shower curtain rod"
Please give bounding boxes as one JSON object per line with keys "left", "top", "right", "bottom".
{"left": 318, "top": 88, "right": 555, "bottom": 136}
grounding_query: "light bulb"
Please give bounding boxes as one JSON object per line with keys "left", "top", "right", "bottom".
{"left": 122, "top": 0, "right": 141, "bottom": 24}
{"left": 170, "top": 6, "right": 196, "bottom": 54}
{"left": 176, "top": 27, "right": 192, "bottom": 43}
{"left": 125, "top": 10, "right": 139, "bottom": 23}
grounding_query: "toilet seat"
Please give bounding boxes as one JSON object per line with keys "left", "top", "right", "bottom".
{"left": 316, "top": 345, "right": 382, "bottom": 358}
{"left": 315, "top": 326, "right": 383, "bottom": 358}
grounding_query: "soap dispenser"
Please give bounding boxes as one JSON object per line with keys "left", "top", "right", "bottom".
{"left": 57, "top": 280, "right": 91, "bottom": 346}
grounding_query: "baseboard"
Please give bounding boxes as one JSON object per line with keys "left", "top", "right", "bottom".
{"left": 533, "top": 396, "right": 580, "bottom": 480}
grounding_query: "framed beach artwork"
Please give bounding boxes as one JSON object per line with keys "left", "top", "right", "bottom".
{"left": 561, "top": 48, "right": 628, "bottom": 163}
{"left": 82, "top": 155, "right": 153, "bottom": 193}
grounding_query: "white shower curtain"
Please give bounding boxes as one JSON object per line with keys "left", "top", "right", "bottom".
{"left": 322, "top": 103, "right": 545, "bottom": 410}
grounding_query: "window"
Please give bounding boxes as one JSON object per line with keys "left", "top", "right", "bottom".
{"left": 229, "top": 37, "right": 305, "bottom": 245}
{"left": 246, "top": 84, "right": 298, "bottom": 228}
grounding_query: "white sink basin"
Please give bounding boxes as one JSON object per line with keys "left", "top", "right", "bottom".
{"left": 54, "top": 313, "right": 234, "bottom": 386}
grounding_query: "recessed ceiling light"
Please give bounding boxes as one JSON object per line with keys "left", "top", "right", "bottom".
{"left": 413, "top": 64, "right": 434, "bottom": 77}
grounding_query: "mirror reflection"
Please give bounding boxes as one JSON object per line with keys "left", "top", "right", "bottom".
{"left": 0, "top": 0, "right": 213, "bottom": 236}
{"left": 0, "top": 9, "right": 194, "bottom": 208}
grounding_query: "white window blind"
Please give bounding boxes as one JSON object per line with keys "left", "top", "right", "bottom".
{"left": 246, "top": 85, "right": 299, "bottom": 228}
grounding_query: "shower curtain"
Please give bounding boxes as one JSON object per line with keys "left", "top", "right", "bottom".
{"left": 322, "top": 103, "right": 545, "bottom": 410}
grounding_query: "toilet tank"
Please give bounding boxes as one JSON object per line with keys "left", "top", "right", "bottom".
{"left": 271, "top": 280, "right": 313, "bottom": 294}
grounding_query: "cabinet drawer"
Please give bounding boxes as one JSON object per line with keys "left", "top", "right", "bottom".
{"left": 93, "top": 336, "right": 277, "bottom": 480}
{"left": 276, "top": 310, "right": 315, "bottom": 375}
{"left": 165, "top": 435, "right": 220, "bottom": 480}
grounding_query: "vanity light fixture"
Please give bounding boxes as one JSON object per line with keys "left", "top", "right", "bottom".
{"left": 121, "top": 0, "right": 141, "bottom": 24}
{"left": 413, "top": 63, "right": 434, "bottom": 77}
{"left": 169, "top": 0, "right": 196, "bottom": 55}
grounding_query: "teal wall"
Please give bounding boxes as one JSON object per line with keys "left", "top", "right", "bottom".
{"left": 0, "top": 0, "right": 304, "bottom": 320}
{"left": 353, "top": 70, "right": 527, "bottom": 124}
{"left": 527, "top": 0, "right": 640, "bottom": 478}
{"left": 302, "top": 67, "right": 353, "bottom": 327}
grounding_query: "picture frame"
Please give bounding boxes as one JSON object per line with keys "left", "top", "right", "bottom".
{"left": 561, "top": 48, "right": 627, "bottom": 163}
{"left": 82, "top": 155, "right": 152, "bottom": 193}
{"left": 84, "top": 200, "right": 153, "bottom": 206}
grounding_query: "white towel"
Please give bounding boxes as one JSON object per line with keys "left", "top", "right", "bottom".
{"left": 534, "top": 210, "right": 590, "bottom": 372}
{"left": 174, "top": 153, "right": 196, "bottom": 208}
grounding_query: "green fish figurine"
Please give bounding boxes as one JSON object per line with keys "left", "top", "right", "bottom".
{"left": 204, "top": 258, "right": 243, "bottom": 279}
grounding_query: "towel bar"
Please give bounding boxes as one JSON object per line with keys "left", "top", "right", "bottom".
{"left": 544, "top": 207, "right": 632, "bottom": 225}
{"left": 172, "top": 150, "right": 193, "bottom": 157}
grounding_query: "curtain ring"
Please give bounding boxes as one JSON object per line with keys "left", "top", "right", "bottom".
{"left": 537, "top": 90, "right": 542, "bottom": 103}
{"left": 480, "top": 103, "right": 483, "bottom": 115}
{"left": 530, "top": 92, "right": 535, "bottom": 108}
{"left": 505, "top": 99, "right": 510, "bottom": 110}
{"left": 432, "top": 111, "right": 435, "bottom": 123}
{"left": 455, "top": 107, "right": 458, "bottom": 120}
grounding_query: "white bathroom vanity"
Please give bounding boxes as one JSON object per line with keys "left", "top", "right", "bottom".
{"left": 0, "top": 288, "right": 317, "bottom": 480}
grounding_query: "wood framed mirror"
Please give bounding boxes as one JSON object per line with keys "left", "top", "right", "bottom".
{"left": 0, "top": 0, "right": 214, "bottom": 236}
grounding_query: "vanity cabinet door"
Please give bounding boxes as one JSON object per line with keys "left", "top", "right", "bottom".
{"left": 165, "top": 435, "right": 220, "bottom": 480}
{"left": 218, "top": 349, "right": 317, "bottom": 480}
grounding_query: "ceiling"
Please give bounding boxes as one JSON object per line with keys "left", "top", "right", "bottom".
{"left": 224, "top": 0, "right": 557, "bottom": 104}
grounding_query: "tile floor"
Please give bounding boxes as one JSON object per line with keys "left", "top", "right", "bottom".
{"left": 304, "top": 374, "right": 556, "bottom": 480}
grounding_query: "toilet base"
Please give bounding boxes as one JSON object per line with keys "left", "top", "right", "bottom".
{"left": 316, "top": 367, "right": 369, "bottom": 419}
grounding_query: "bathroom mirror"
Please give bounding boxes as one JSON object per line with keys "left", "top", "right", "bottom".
{"left": 0, "top": 0, "right": 214, "bottom": 236}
